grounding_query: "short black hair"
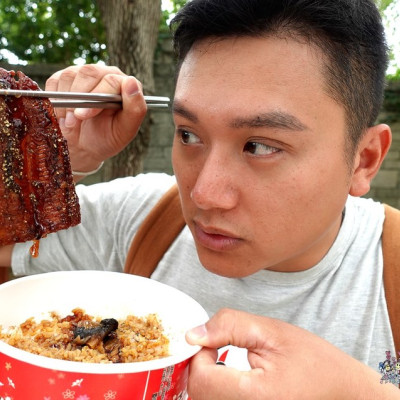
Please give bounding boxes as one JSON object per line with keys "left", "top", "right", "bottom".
{"left": 171, "top": 0, "right": 389, "bottom": 157}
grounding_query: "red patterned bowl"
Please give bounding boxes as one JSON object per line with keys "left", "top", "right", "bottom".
{"left": 0, "top": 270, "right": 208, "bottom": 400}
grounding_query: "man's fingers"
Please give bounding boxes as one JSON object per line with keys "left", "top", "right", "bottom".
{"left": 47, "top": 64, "right": 123, "bottom": 93}
{"left": 111, "top": 76, "right": 147, "bottom": 140}
{"left": 46, "top": 65, "right": 127, "bottom": 121}
{"left": 188, "top": 348, "right": 243, "bottom": 400}
{"left": 73, "top": 72, "right": 136, "bottom": 120}
{"left": 188, "top": 348, "right": 264, "bottom": 400}
{"left": 186, "top": 308, "right": 279, "bottom": 356}
{"left": 45, "top": 67, "right": 75, "bottom": 121}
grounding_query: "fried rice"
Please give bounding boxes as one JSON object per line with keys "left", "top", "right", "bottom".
{"left": 0, "top": 308, "right": 169, "bottom": 364}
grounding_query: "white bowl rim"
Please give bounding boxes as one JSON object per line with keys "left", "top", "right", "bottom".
{"left": 0, "top": 270, "right": 208, "bottom": 374}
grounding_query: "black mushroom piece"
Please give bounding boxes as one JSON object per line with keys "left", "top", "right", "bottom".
{"left": 73, "top": 318, "right": 119, "bottom": 349}
{"left": 103, "top": 333, "right": 122, "bottom": 363}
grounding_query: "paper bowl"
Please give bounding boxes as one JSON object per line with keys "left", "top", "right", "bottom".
{"left": 0, "top": 270, "right": 209, "bottom": 400}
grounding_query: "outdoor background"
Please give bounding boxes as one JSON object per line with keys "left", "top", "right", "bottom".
{"left": 0, "top": 0, "right": 399, "bottom": 207}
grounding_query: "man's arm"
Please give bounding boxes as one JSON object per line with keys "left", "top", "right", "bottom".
{"left": 0, "top": 245, "right": 14, "bottom": 268}
{"left": 0, "top": 245, "right": 14, "bottom": 283}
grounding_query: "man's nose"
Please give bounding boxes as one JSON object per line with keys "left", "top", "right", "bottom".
{"left": 190, "top": 153, "right": 239, "bottom": 210}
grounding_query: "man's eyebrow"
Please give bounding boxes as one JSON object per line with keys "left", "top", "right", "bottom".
{"left": 173, "top": 102, "right": 308, "bottom": 132}
{"left": 172, "top": 101, "right": 198, "bottom": 123}
{"left": 231, "top": 111, "right": 308, "bottom": 131}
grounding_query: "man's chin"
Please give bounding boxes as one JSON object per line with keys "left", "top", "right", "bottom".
{"left": 198, "top": 252, "right": 256, "bottom": 279}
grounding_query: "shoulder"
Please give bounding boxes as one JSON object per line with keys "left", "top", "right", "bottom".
{"left": 73, "top": 173, "right": 178, "bottom": 236}
{"left": 75, "top": 173, "right": 176, "bottom": 207}
{"left": 341, "top": 196, "right": 385, "bottom": 248}
{"left": 346, "top": 196, "right": 400, "bottom": 228}
{"left": 345, "top": 196, "right": 385, "bottom": 223}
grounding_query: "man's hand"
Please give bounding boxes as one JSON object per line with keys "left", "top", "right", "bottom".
{"left": 46, "top": 64, "right": 147, "bottom": 174}
{"left": 186, "top": 308, "right": 400, "bottom": 400}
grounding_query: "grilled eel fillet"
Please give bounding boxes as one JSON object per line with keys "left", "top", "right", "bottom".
{"left": 0, "top": 67, "right": 81, "bottom": 248}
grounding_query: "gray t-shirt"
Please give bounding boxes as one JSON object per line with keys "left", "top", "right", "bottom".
{"left": 11, "top": 173, "right": 395, "bottom": 371}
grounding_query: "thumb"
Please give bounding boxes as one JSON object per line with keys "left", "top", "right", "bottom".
{"left": 116, "top": 76, "right": 147, "bottom": 134}
{"left": 186, "top": 308, "right": 275, "bottom": 356}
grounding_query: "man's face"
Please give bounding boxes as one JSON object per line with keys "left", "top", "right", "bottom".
{"left": 172, "top": 36, "right": 353, "bottom": 277}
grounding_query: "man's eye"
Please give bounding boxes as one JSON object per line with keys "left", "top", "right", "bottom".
{"left": 178, "top": 129, "right": 200, "bottom": 144}
{"left": 243, "top": 141, "right": 279, "bottom": 156}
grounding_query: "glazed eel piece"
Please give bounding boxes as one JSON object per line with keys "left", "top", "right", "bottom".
{"left": 0, "top": 68, "right": 80, "bottom": 255}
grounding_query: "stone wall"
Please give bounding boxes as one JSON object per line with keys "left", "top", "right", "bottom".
{"left": 367, "top": 81, "right": 400, "bottom": 207}
{"left": 2, "top": 45, "right": 400, "bottom": 207}
{"left": 143, "top": 37, "right": 176, "bottom": 175}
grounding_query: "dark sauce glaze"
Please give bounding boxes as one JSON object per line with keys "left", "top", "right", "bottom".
{"left": 0, "top": 68, "right": 81, "bottom": 249}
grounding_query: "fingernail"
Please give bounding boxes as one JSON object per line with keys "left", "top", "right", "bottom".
{"left": 65, "top": 111, "right": 77, "bottom": 128}
{"left": 126, "top": 76, "right": 140, "bottom": 97}
{"left": 187, "top": 324, "right": 208, "bottom": 341}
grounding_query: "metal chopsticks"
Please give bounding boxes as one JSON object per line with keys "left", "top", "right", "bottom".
{"left": 0, "top": 89, "right": 170, "bottom": 109}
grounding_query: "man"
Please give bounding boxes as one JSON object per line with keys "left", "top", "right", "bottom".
{"left": 1, "top": 0, "right": 399, "bottom": 398}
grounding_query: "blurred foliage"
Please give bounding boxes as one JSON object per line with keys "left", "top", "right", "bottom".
{"left": 159, "top": 0, "right": 186, "bottom": 35}
{"left": 378, "top": 0, "right": 400, "bottom": 79}
{"left": 377, "top": 0, "right": 396, "bottom": 10}
{"left": 388, "top": 69, "right": 400, "bottom": 82}
{"left": 0, "top": 0, "right": 107, "bottom": 64}
{"left": 0, "top": 0, "right": 186, "bottom": 65}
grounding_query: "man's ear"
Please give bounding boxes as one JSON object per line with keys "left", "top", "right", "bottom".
{"left": 349, "top": 124, "right": 392, "bottom": 197}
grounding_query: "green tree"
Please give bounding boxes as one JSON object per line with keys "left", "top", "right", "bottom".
{"left": 377, "top": 0, "right": 396, "bottom": 10}
{"left": 160, "top": 0, "right": 186, "bottom": 35}
{"left": 96, "top": 0, "right": 161, "bottom": 179}
{"left": 0, "top": 0, "right": 186, "bottom": 65}
{"left": 0, "top": 0, "right": 107, "bottom": 64}
{"left": 377, "top": 0, "right": 400, "bottom": 79}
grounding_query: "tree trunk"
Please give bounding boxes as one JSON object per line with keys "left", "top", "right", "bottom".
{"left": 96, "top": 0, "right": 161, "bottom": 180}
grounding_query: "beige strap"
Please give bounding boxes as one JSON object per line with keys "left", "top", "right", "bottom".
{"left": 124, "top": 184, "right": 186, "bottom": 277}
{"left": 382, "top": 204, "right": 400, "bottom": 356}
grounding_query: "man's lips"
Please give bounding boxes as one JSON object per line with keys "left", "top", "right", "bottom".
{"left": 192, "top": 220, "right": 242, "bottom": 251}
